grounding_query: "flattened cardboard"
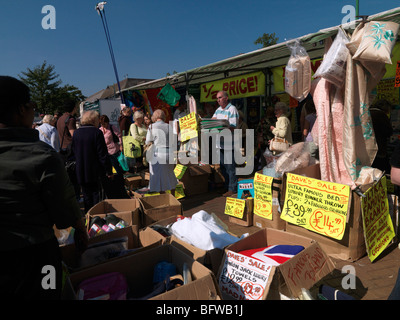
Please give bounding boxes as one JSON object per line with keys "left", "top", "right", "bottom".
{"left": 283, "top": 163, "right": 367, "bottom": 261}
{"left": 67, "top": 244, "right": 221, "bottom": 300}
{"left": 218, "top": 228, "right": 335, "bottom": 300}
{"left": 138, "top": 193, "right": 183, "bottom": 226}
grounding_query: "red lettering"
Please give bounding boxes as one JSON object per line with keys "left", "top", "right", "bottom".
{"left": 239, "top": 78, "right": 246, "bottom": 94}
{"left": 229, "top": 81, "right": 236, "bottom": 96}
{"left": 222, "top": 82, "right": 229, "bottom": 92}
{"left": 247, "top": 76, "right": 256, "bottom": 92}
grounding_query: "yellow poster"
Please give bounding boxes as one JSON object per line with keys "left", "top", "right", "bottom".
{"left": 361, "top": 176, "right": 395, "bottom": 262}
{"left": 174, "top": 164, "right": 187, "bottom": 179}
{"left": 200, "top": 71, "right": 265, "bottom": 102}
{"left": 224, "top": 197, "right": 246, "bottom": 219}
{"left": 179, "top": 112, "right": 198, "bottom": 142}
{"left": 281, "top": 173, "right": 351, "bottom": 240}
{"left": 253, "top": 173, "right": 274, "bottom": 220}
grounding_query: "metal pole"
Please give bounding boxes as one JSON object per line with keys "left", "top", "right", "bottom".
{"left": 356, "top": 0, "right": 359, "bottom": 17}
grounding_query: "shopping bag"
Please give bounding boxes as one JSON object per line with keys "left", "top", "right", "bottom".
{"left": 269, "top": 137, "right": 289, "bottom": 153}
{"left": 122, "top": 135, "right": 141, "bottom": 158}
{"left": 117, "top": 152, "right": 129, "bottom": 172}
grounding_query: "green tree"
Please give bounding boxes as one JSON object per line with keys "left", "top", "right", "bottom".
{"left": 254, "top": 32, "right": 279, "bottom": 48}
{"left": 19, "top": 61, "right": 85, "bottom": 115}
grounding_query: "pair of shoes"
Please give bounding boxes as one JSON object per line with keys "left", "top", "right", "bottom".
{"left": 222, "top": 190, "right": 235, "bottom": 197}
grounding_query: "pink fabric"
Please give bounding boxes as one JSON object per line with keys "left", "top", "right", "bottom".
{"left": 100, "top": 125, "right": 121, "bottom": 155}
{"left": 311, "top": 78, "right": 354, "bottom": 187}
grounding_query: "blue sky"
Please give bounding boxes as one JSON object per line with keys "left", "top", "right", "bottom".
{"left": 1, "top": 1, "right": 398, "bottom": 97}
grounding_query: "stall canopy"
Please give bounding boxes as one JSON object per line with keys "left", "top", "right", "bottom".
{"left": 120, "top": 7, "right": 400, "bottom": 93}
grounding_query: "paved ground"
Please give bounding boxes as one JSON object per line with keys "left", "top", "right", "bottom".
{"left": 179, "top": 190, "right": 400, "bottom": 300}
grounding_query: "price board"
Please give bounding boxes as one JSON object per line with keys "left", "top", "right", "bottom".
{"left": 361, "top": 176, "right": 395, "bottom": 262}
{"left": 218, "top": 250, "right": 273, "bottom": 300}
{"left": 253, "top": 173, "right": 274, "bottom": 220}
{"left": 281, "top": 173, "right": 351, "bottom": 240}
{"left": 224, "top": 197, "right": 246, "bottom": 219}
{"left": 179, "top": 112, "right": 198, "bottom": 142}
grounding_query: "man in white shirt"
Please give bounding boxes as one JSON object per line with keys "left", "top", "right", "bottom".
{"left": 212, "top": 91, "right": 239, "bottom": 197}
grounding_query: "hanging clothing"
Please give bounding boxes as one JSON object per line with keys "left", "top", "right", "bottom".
{"left": 342, "top": 23, "right": 386, "bottom": 184}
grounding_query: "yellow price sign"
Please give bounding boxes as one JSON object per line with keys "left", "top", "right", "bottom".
{"left": 361, "top": 176, "right": 395, "bottom": 262}
{"left": 179, "top": 112, "right": 198, "bottom": 142}
{"left": 281, "top": 173, "right": 351, "bottom": 240}
{"left": 224, "top": 197, "right": 246, "bottom": 219}
{"left": 174, "top": 184, "right": 185, "bottom": 199}
{"left": 253, "top": 173, "right": 274, "bottom": 220}
{"left": 174, "top": 164, "right": 187, "bottom": 179}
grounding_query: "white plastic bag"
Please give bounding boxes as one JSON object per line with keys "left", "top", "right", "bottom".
{"left": 313, "top": 28, "right": 349, "bottom": 87}
{"left": 285, "top": 40, "right": 311, "bottom": 101}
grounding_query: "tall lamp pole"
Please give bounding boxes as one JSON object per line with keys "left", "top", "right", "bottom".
{"left": 95, "top": 2, "right": 125, "bottom": 105}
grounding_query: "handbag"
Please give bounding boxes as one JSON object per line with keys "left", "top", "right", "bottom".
{"left": 117, "top": 152, "right": 129, "bottom": 172}
{"left": 269, "top": 137, "right": 290, "bottom": 153}
{"left": 122, "top": 132, "right": 141, "bottom": 159}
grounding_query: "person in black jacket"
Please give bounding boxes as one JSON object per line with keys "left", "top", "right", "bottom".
{"left": 72, "top": 110, "right": 113, "bottom": 213}
{"left": 0, "top": 75, "right": 88, "bottom": 299}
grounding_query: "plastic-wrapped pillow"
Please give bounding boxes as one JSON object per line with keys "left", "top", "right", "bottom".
{"left": 313, "top": 28, "right": 349, "bottom": 87}
{"left": 285, "top": 40, "right": 311, "bottom": 101}
{"left": 352, "top": 21, "right": 399, "bottom": 64}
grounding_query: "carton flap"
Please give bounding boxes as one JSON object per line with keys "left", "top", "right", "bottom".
{"left": 278, "top": 242, "right": 335, "bottom": 299}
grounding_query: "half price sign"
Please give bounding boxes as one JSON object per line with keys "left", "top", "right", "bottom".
{"left": 281, "top": 173, "right": 351, "bottom": 240}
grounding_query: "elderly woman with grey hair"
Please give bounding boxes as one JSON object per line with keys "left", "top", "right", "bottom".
{"left": 36, "top": 114, "right": 61, "bottom": 152}
{"left": 270, "top": 101, "right": 293, "bottom": 146}
{"left": 145, "top": 109, "right": 178, "bottom": 193}
{"left": 129, "top": 110, "right": 147, "bottom": 169}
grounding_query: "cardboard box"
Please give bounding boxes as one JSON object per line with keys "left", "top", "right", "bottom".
{"left": 253, "top": 172, "right": 286, "bottom": 230}
{"left": 87, "top": 198, "right": 141, "bottom": 216}
{"left": 60, "top": 225, "right": 151, "bottom": 272}
{"left": 217, "top": 228, "right": 335, "bottom": 300}
{"left": 124, "top": 175, "right": 143, "bottom": 192}
{"left": 139, "top": 215, "right": 180, "bottom": 247}
{"left": 282, "top": 163, "right": 367, "bottom": 261}
{"left": 226, "top": 194, "right": 254, "bottom": 227}
{"left": 138, "top": 193, "right": 183, "bottom": 226}
{"left": 179, "top": 164, "right": 212, "bottom": 196}
{"left": 140, "top": 212, "right": 239, "bottom": 275}
{"left": 66, "top": 244, "right": 221, "bottom": 300}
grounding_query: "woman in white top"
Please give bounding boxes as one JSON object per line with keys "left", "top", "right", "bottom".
{"left": 36, "top": 115, "right": 60, "bottom": 152}
{"left": 145, "top": 109, "right": 178, "bottom": 193}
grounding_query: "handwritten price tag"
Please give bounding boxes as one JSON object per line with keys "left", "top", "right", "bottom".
{"left": 253, "top": 173, "right": 274, "bottom": 220}
{"left": 179, "top": 112, "right": 198, "bottom": 142}
{"left": 224, "top": 197, "right": 246, "bottom": 219}
{"left": 174, "top": 164, "right": 187, "bottom": 179}
{"left": 281, "top": 173, "right": 350, "bottom": 240}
